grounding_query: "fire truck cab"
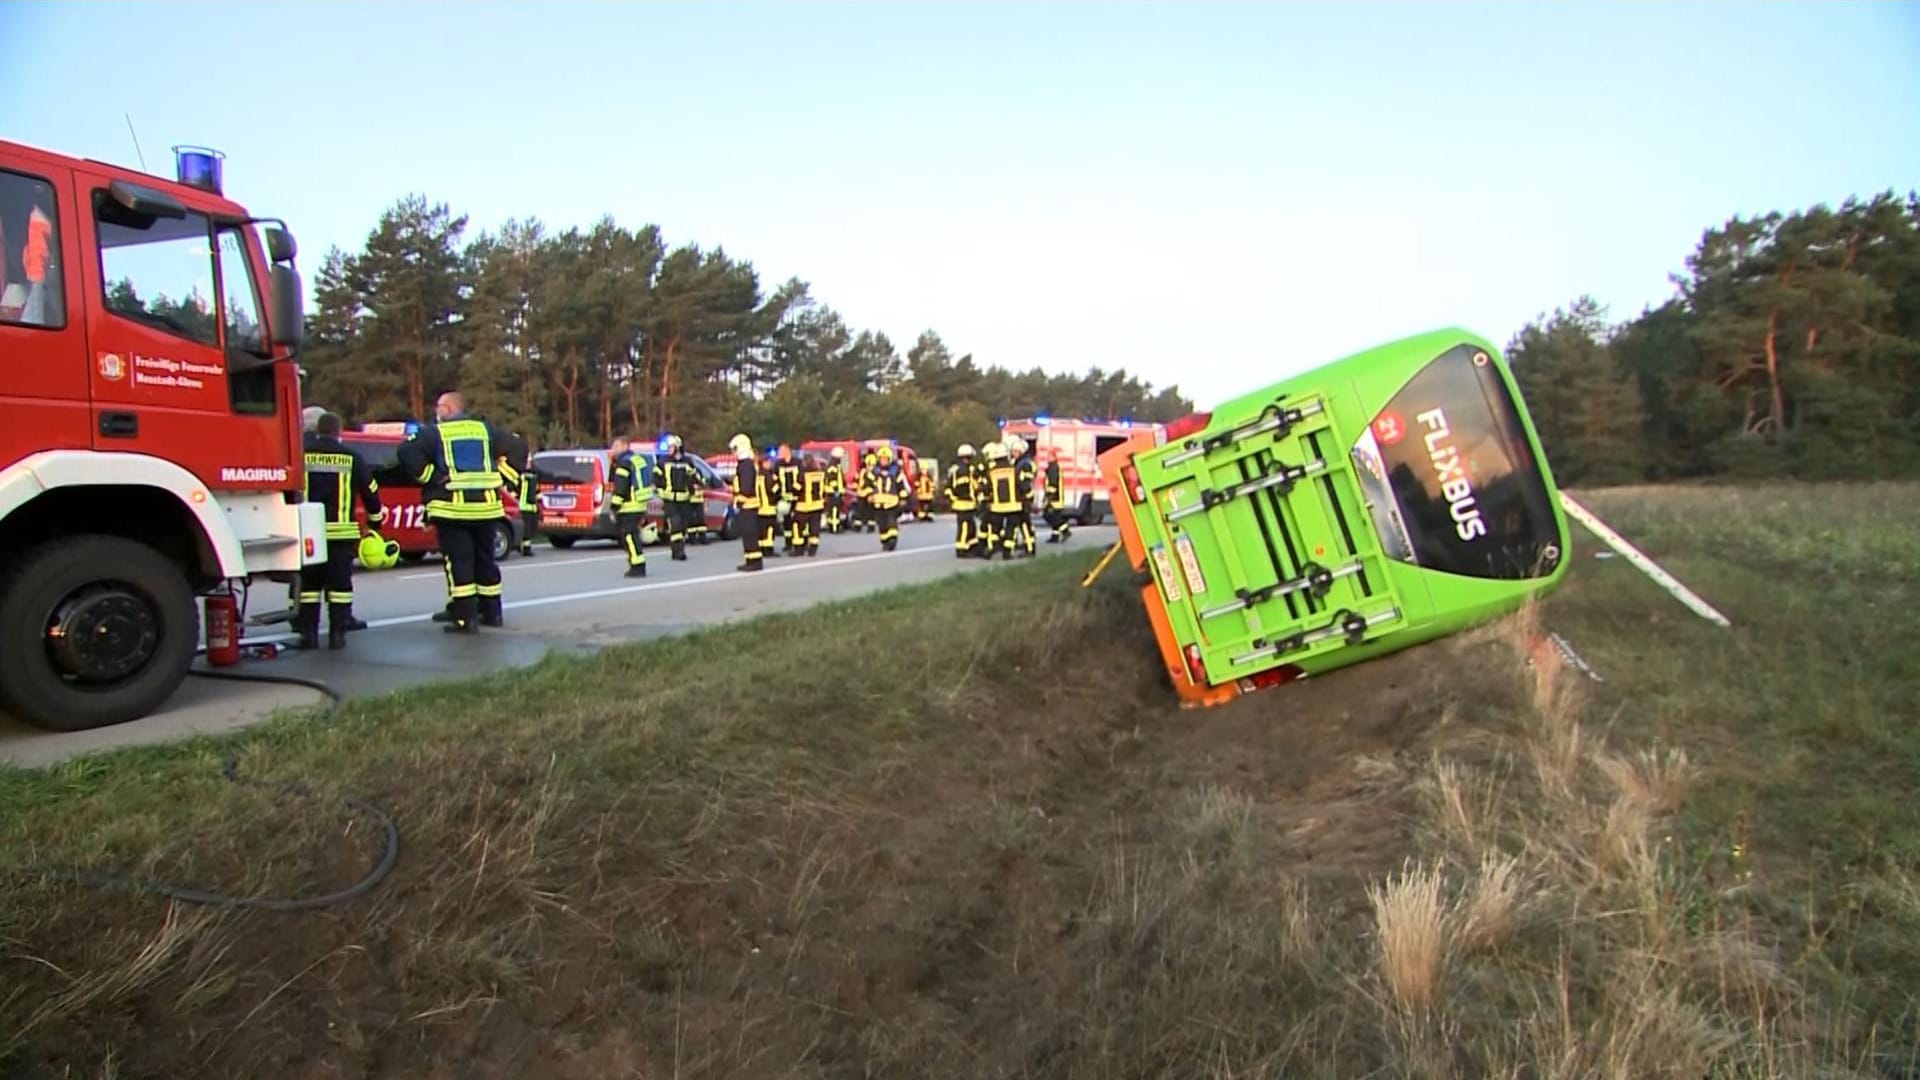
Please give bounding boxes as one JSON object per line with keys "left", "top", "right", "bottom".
{"left": 998, "top": 416, "right": 1158, "bottom": 526}
{"left": 0, "top": 139, "right": 322, "bottom": 731}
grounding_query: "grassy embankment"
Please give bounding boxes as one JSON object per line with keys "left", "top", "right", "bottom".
{"left": 2, "top": 481, "right": 1916, "bottom": 1078}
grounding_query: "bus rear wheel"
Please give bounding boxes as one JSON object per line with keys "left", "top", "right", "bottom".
{"left": 0, "top": 536, "right": 197, "bottom": 732}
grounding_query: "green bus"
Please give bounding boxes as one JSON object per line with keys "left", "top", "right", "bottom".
{"left": 1098, "top": 327, "right": 1569, "bottom": 708}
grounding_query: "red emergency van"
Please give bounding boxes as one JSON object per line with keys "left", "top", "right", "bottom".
{"left": 532, "top": 446, "right": 735, "bottom": 547}
{"left": 998, "top": 417, "right": 1163, "bottom": 526}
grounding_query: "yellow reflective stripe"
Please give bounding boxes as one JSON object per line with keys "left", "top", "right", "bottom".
{"left": 476, "top": 584, "right": 503, "bottom": 597}
{"left": 326, "top": 590, "right": 353, "bottom": 603}
{"left": 449, "top": 584, "right": 478, "bottom": 598}
{"left": 324, "top": 523, "right": 362, "bottom": 539}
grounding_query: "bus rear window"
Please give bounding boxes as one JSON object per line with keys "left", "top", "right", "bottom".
{"left": 1351, "top": 344, "right": 1561, "bottom": 580}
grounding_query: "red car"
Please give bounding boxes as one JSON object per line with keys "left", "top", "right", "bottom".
{"left": 341, "top": 430, "right": 528, "bottom": 564}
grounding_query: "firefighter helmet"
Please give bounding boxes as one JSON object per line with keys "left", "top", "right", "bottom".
{"left": 984, "top": 441, "right": 1007, "bottom": 461}
{"left": 728, "top": 433, "right": 753, "bottom": 458}
{"left": 831, "top": 446, "right": 845, "bottom": 461}
{"left": 357, "top": 533, "right": 401, "bottom": 570}
{"left": 663, "top": 433, "right": 683, "bottom": 452}
{"left": 957, "top": 443, "right": 975, "bottom": 458}
{"left": 1005, "top": 434, "right": 1027, "bottom": 456}
{"left": 877, "top": 444, "right": 894, "bottom": 462}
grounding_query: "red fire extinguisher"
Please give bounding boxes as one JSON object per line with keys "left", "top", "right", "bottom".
{"left": 205, "top": 593, "right": 240, "bottom": 667}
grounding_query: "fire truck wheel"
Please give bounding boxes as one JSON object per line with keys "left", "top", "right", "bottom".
{"left": 399, "top": 551, "right": 428, "bottom": 564}
{"left": 0, "top": 536, "right": 197, "bottom": 732}
{"left": 549, "top": 536, "right": 577, "bottom": 549}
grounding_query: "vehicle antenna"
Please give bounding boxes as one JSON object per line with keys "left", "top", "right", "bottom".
{"left": 123, "top": 112, "right": 148, "bottom": 172}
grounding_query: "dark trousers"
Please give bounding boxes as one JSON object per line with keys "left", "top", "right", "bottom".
{"left": 436, "top": 518, "right": 503, "bottom": 626}
{"left": 296, "top": 537, "right": 356, "bottom": 634}
{"left": 875, "top": 504, "right": 900, "bottom": 549}
{"left": 620, "top": 513, "right": 648, "bottom": 567}
{"left": 521, "top": 508, "right": 541, "bottom": 552}
{"left": 666, "top": 500, "right": 697, "bottom": 557}
{"left": 991, "top": 510, "right": 1022, "bottom": 557}
{"left": 825, "top": 500, "right": 843, "bottom": 532}
{"left": 760, "top": 510, "right": 778, "bottom": 554}
{"left": 1046, "top": 507, "right": 1073, "bottom": 542}
{"left": 794, "top": 508, "right": 821, "bottom": 553}
{"left": 952, "top": 506, "right": 977, "bottom": 553}
{"left": 738, "top": 508, "right": 763, "bottom": 567}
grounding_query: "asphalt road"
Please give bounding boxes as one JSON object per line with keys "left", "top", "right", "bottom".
{"left": 0, "top": 517, "right": 1114, "bottom": 767}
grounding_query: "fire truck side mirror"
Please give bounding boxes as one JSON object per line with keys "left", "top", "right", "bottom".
{"left": 265, "top": 226, "right": 298, "bottom": 264}
{"left": 269, "top": 263, "right": 304, "bottom": 350}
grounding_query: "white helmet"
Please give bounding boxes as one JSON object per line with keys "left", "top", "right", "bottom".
{"left": 956, "top": 443, "right": 975, "bottom": 457}
{"left": 831, "top": 446, "right": 846, "bottom": 460}
{"left": 1004, "top": 434, "right": 1026, "bottom": 456}
{"left": 664, "top": 433, "right": 683, "bottom": 451}
{"left": 728, "top": 433, "right": 753, "bottom": 457}
{"left": 984, "top": 441, "right": 1007, "bottom": 461}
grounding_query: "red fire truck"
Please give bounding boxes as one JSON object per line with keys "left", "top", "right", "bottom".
{"left": 997, "top": 416, "right": 1162, "bottom": 525}
{"left": 0, "top": 139, "right": 323, "bottom": 731}
{"left": 798, "top": 438, "right": 926, "bottom": 514}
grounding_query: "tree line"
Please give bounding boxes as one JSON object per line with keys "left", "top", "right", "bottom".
{"left": 1508, "top": 191, "right": 1920, "bottom": 485}
{"left": 299, "top": 199, "right": 1193, "bottom": 457}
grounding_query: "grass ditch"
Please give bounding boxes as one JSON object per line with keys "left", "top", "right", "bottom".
{"left": 0, "top": 481, "right": 1914, "bottom": 1077}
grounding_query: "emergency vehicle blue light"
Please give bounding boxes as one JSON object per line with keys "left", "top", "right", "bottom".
{"left": 172, "top": 145, "right": 226, "bottom": 195}
{"left": 1034, "top": 413, "right": 1051, "bottom": 426}
{"left": 657, "top": 434, "right": 672, "bottom": 452}
{"left": 403, "top": 421, "right": 421, "bottom": 438}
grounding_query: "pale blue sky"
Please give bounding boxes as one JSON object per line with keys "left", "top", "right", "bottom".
{"left": 7, "top": 1, "right": 1917, "bottom": 406}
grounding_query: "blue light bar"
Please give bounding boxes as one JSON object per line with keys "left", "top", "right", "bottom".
{"left": 1034, "top": 413, "right": 1051, "bottom": 426}
{"left": 172, "top": 145, "right": 226, "bottom": 195}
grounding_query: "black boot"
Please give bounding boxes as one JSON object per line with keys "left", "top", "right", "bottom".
{"left": 328, "top": 622, "right": 348, "bottom": 650}
{"left": 626, "top": 564, "right": 647, "bottom": 578}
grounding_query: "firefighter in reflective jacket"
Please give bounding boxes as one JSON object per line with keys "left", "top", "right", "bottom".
{"left": 795, "top": 452, "right": 826, "bottom": 557}
{"left": 397, "top": 391, "right": 512, "bottom": 633}
{"left": 660, "top": 433, "right": 699, "bottom": 561}
{"left": 775, "top": 443, "right": 804, "bottom": 554}
{"left": 854, "top": 449, "right": 877, "bottom": 533}
{"left": 945, "top": 443, "right": 980, "bottom": 558}
{"left": 1043, "top": 449, "right": 1073, "bottom": 544}
{"left": 913, "top": 463, "right": 936, "bottom": 522}
{"left": 609, "top": 436, "right": 651, "bottom": 578}
{"left": 1008, "top": 434, "right": 1039, "bottom": 557}
{"left": 502, "top": 431, "right": 539, "bottom": 557}
{"left": 823, "top": 446, "right": 847, "bottom": 533}
{"left": 729, "top": 433, "right": 767, "bottom": 572}
{"left": 870, "top": 444, "right": 907, "bottom": 550}
{"left": 298, "top": 412, "right": 384, "bottom": 650}
{"left": 983, "top": 441, "right": 1021, "bottom": 559}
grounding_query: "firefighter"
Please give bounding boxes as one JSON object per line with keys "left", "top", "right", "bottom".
{"left": 854, "top": 448, "right": 877, "bottom": 533}
{"left": 1043, "top": 447, "right": 1073, "bottom": 544}
{"left": 760, "top": 447, "right": 783, "bottom": 557}
{"left": 823, "top": 446, "right": 847, "bottom": 533}
{"left": 983, "top": 441, "right": 1020, "bottom": 559}
{"left": 297, "top": 412, "right": 384, "bottom": 650}
{"left": 1009, "top": 434, "right": 1039, "bottom": 557}
{"left": 971, "top": 439, "right": 991, "bottom": 556}
{"left": 659, "top": 433, "right": 699, "bottom": 561}
{"left": 609, "top": 435, "right": 650, "bottom": 578}
{"left": 864, "top": 444, "right": 903, "bottom": 551}
{"left": 729, "top": 433, "right": 767, "bottom": 572}
{"left": 913, "top": 461, "right": 936, "bottom": 522}
{"left": 796, "top": 452, "right": 826, "bottom": 557}
{"left": 504, "top": 431, "right": 539, "bottom": 557}
{"left": 398, "top": 391, "right": 513, "bottom": 633}
{"left": 775, "top": 443, "right": 803, "bottom": 554}
{"left": 945, "top": 443, "right": 980, "bottom": 558}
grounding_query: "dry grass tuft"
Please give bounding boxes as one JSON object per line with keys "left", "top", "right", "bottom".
{"left": 1451, "top": 852, "right": 1526, "bottom": 956}
{"left": 1594, "top": 745, "right": 1694, "bottom": 817}
{"left": 1368, "top": 860, "right": 1451, "bottom": 1016}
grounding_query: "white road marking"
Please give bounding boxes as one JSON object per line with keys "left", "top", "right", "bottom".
{"left": 395, "top": 550, "right": 624, "bottom": 580}
{"left": 242, "top": 543, "right": 953, "bottom": 644}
